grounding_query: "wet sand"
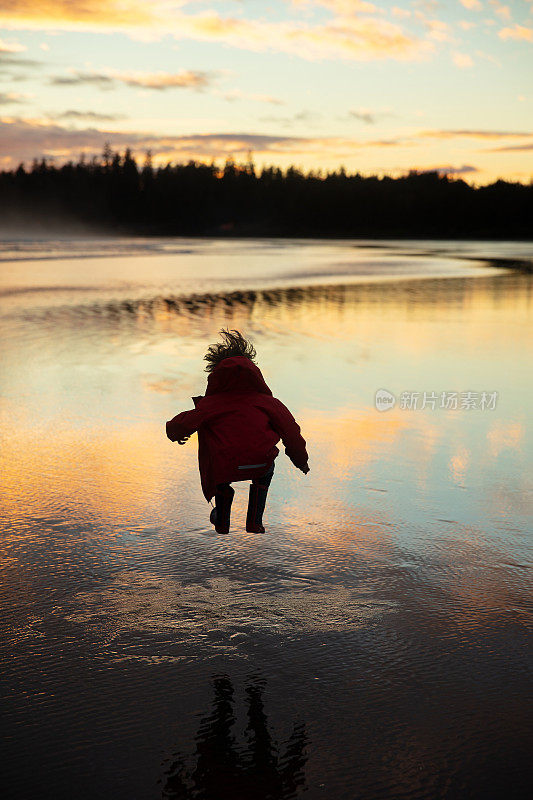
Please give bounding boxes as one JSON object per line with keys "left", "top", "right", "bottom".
{"left": 1, "top": 239, "right": 532, "bottom": 799}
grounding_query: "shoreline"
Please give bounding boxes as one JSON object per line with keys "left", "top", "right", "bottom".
{"left": 1, "top": 228, "right": 533, "bottom": 244}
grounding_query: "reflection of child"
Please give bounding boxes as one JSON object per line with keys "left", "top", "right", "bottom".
{"left": 166, "top": 329, "right": 309, "bottom": 534}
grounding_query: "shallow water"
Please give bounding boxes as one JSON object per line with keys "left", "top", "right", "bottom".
{"left": 1, "top": 238, "right": 532, "bottom": 799}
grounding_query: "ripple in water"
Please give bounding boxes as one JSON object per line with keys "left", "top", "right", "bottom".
{"left": 1, "top": 240, "right": 531, "bottom": 799}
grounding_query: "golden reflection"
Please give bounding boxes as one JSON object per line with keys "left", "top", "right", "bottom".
{"left": 487, "top": 421, "right": 525, "bottom": 457}
{"left": 0, "top": 420, "right": 194, "bottom": 525}
{"left": 449, "top": 445, "right": 470, "bottom": 483}
{"left": 0, "top": 403, "right": 412, "bottom": 535}
{"left": 98, "top": 272, "right": 533, "bottom": 353}
{"left": 298, "top": 406, "right": 410, "bottom": 480}
{"left": 420, "top": 529, "right": 532, "bottom": 629}
{"left": 1, "top": 268, "right": 530, "bottom": 640}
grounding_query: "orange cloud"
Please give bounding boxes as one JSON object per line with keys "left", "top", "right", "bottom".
{"left": 1, "top": 116, "right": 532, "bottom": 181}
{"left": 490, "top": 1, "right": 512, "bottom": 21}
{"left": 220, "top": 89, "right": 285, "bottom": 105}
{"left": 0, "top": 37, "right": 26, "bottom": 52}
{"left": 459, "top": 0, "right": 483, "bottom": 10}
{"left": 48, "top": 67, "right": 284, "bottom": 104}
{"left": 312, "top": 0, "right": 380, "bottom": 13}
{"left": 0, "top": 91, "right": 27, "bottom": 105}
{"left": 498, "top": 23, "right": 533, "bottom": 41}
{"left": 51, "top": 68, "right": 212, "bottom": 91}
{"left": 391, "top": 6, "right": 411, "bottom": 19}
{"left": 420, "top": 128, "right": 533, "bottom": 139}
{"left": 488, "top": 142, "right": 533, "bottom": 151}
{"left": 0, "top": 1, "right": 432, "bottom": 62}
{"left": 0, "top": 0, "right": 156, "bottom": 30}
{"left": 453, "top": 51, "right": 474, "bottom": 67}
{"left": 172, "top": 10, "right": 431, "bottom": 61}
{"left": 114, "top": 69, "right": 211, "bottom": 92}
{"left": 0, "top": 116, "right": 408, "bottom": 167}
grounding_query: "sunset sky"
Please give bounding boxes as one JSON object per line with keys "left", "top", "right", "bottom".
{"left": 0, "top": 0, "right": 532, "bottom": 184}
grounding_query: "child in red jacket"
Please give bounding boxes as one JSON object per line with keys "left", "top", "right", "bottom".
{"left": 166, "top": 329, "right": 309, "bottom": 534}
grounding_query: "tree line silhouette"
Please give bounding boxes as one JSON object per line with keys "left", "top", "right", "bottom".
{"left": 1, "top": 146, "right": 531, "bottom": 238}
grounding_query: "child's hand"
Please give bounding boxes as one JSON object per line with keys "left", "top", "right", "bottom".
{"left": 300, "top": 463, "right": 310, "bottom": 474}
{"left": 177, "top": 435, "right": 190, "bottom": 445}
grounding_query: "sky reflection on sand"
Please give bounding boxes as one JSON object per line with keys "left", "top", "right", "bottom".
{"left": 0, "top": 242, "right": 531, "bottom": 799}
{"left": 1, "top": 269, "right": 530, "bottom": 616}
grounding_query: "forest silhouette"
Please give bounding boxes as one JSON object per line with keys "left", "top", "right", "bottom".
{"left": 1, "top": 147, "right": 531, "bottom": 238}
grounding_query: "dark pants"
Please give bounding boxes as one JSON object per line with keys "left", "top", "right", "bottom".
{"left": 213, "top": 463, "right": 275, "bottom": 532}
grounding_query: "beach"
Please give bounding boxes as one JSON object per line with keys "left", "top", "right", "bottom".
{"left": 1, "top": 238, "right": 531, "bottom": 799}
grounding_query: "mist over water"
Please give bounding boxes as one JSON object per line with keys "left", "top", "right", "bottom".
{"left": 1, "top": 238, "right": 531, "bottom": 799}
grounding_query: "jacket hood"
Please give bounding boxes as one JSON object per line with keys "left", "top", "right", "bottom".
{"left": 205, "top": 356, "right": 272, "bottom": 396}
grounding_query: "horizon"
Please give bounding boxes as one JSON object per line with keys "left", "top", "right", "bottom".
{"left": 5, "top": 146, "right": 532, "bottom": 189}
{"left": 0, "top": 1, "right": 532, "bottom": 186}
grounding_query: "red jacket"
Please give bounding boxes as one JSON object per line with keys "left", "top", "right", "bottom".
{"left": 166, "top": 356, "right": 308, "bottom": 501}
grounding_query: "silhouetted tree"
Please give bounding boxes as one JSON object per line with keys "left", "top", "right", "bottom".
{"left": 0, "top": 148, "right": 531, "bottom": 237}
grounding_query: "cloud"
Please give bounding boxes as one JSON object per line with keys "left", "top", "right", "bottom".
{"left": 220, "top": 89, "right": 285, "bottom": 105}
{"left": 168, "top": 10, "right": 431, "bottom": 62}
{"left": 489, "top": 1, "right": 511, "bottom": 21}
{"left": 260, "top": 109, "right": 323, "bottom": 127}
{"left": 348, "top": 108, "right": 392, "bottom": 124}
{"left": 0, "top": 92, "right": 27, "bottom": 105}
{"left": 112, "top": 70, "right": 212, "bottom": 90}
{"left": 312, "top": 0, "right": 381, "bottom": 13}
{"left": 391, "top": 7, "right": 411, "bottom": 18}
{"left": 50, "top": 71, "right": 115, "bottom": 88}
{"left": 53, "top": 110, "right": 127, "bottom": 122}
{"left": 50, "top": 69, "right": 213, "bottom": 91}
{"left": 4, "top": 117, "right": 531, "bottom": 170}
{"left": 0, "top": 38, "right": 38, "bottom": 71}
{"left": 0, "top": 116, "right": 408, "bottom": 168}
{"left": 0, "top": 0, "right": 155, "bottom": 31}
{"left": 459, "top": 0, "right": 483, "bottom": 10}
{"left": 51, "top": 71, "right": 284, "bottom": 104}
{"left": 0, "top": 38, "right": 26, "bottom": 53}
{"left": 498, "top": 24, "right": 533, "bottom": 41}
{"left": 474, "top": 48, "right": 501, "bottom": 65}
{"left": 452, "top": 52, "right": 474, "bottom": 67}
{"left": 420, "top": 164, "right": 479, "bottom": 175}
{"left": 488, "top": 142, "right": 533, "bottom": 152}
{"left": 349, "top": 110, "right": 379, "bottom": 124}
{"left": 415, "top": 15, "right": 451, "bottom": 41}
{"left": 0, "top": 52, "right": 41, "bottom": 73}
{"left": 0, "top": 1, "right": 433, "bottom": 62}
{"left": 421, "top": 129, "right": 533, "bottom": 139}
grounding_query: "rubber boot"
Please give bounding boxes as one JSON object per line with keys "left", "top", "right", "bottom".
{"left": 246, "top": 480, "right": 270, "bottom": 533}
{"left": 210, "top": 484, "right": 234, "bottom": 534}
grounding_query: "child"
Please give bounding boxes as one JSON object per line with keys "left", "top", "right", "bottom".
{"left": 166, "top": 329, "right": 309, "bottom": 534}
